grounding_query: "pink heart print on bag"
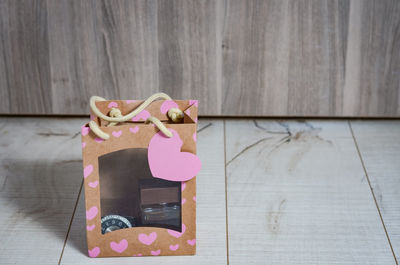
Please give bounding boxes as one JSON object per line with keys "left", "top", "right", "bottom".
{"left": 148, "top": 129, "right": 201, "bottom": 182}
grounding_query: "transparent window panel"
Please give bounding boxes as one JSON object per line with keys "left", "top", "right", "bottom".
{"left": 99, "top": 148, "right": 181, "bottom": 234}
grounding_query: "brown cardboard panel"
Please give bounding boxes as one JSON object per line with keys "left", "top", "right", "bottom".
{"left": 82, "top": 99, "right": 198, "bottom": 257}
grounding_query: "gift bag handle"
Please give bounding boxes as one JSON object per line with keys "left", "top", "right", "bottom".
{"left": 88, "top": 92, "right": 184, "bottom": 140}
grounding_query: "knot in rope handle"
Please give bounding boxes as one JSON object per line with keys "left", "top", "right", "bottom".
{"left": 168, "top": 108, "right": 185, "bottom": 122}
{"left": 88, "top": 93, "right": 183, "bottom": 140}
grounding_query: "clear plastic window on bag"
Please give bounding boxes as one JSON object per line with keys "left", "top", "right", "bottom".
{"left": 98, "top": 148, "right": 181, "bottom": 234}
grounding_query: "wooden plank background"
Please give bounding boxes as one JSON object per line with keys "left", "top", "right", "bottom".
{"left": 0, "top": 0, "right": 399, "bottom": 117}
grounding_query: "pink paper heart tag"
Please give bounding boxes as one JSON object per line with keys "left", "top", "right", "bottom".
{"left": 148, "top": 129, "right": 201, "bottom": 182}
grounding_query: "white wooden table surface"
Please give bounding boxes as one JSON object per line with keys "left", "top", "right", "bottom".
{"left": 0, "top": 118, "right": 398, "bottom": 265}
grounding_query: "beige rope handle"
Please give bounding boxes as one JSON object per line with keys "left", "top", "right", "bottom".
{"left": 88, "top": 93, "right": 183, "bottom": 140}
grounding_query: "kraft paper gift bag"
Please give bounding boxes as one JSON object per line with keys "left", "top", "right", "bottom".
{"left": 80, "top": 93, "right": 201, "bottom": 257}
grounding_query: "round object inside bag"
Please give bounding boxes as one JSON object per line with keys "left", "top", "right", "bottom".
{"left": 101, "top": 215, "right": 134, "bottom": 234}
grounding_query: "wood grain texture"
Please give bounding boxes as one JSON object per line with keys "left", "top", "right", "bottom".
{"left": 0, "top": 0, "right": 218, "bottom": 115}
{"left": 221, "top": 0, "right": 400, "bottom": 117}
{"left": 47, "top": 0, "right": 162, "bottom": 113}
{"left": 0, "top": 0, "right": 399, "bottom": 117}
{"left": 0, "top": 0, "right": 52, "bottom": 113}
{"left": 351, "top": 121, "right": 400, "bottom": 261}
{"left": 344, "top": 1, "right": 400, "bottom": 116}
{"left": 225, "top": 120, "right": 396, "bottom": 264}
{"left": 59, "top": 120, "right": 228, "bottom": 264}
{"left": 222, "top": 0, "right": 349, "bottom": 116}
{"left": 0, "top": 117, "right": 84, "bottom": 265}
{"left": 157, "top": 0, "right": 219, "bottom": 112}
